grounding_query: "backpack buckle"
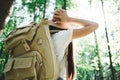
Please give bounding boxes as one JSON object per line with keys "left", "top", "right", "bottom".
{"left": 22, "top": 40, "right": 30, "bottom": 51}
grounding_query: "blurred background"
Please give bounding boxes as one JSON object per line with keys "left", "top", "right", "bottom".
{"left": 0, "top": 0, "right": 120, "bottom": 80}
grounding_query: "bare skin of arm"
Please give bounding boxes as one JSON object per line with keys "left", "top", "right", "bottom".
{"left": 49, "top": 9, "right": 99, "bottom": 39}
{"left": 68, "top": 18, "right": 98, "bottom": 39}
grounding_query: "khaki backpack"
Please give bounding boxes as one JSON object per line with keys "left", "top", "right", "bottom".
{"left": 3, "top": 20, "right": 60, "bottom": 80}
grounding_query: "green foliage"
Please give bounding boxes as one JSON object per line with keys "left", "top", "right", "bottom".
{"left": 0, "top": 19, "right": 13, "bottom": 77}
{"left": 56, "top": 0, "right": 72, "bottom": 9}
{"left": 21, "top": 0, "right": 50, "bottom": 21}
{"left": 0, "top": 42, "right": 8, "bottom": 77}
{"left": 76, "top": 65, "right": 94, "bottom": 80}
{"left": 75, "top": 36, "right": 98, "bottom": 79}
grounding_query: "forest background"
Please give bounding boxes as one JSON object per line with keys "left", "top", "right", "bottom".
{"left": 0, "top": 0, "right": 120, "bottom": 80}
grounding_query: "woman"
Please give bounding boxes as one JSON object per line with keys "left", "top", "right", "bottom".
{"left": 49, "top": 9, "right": 98, "bottom": 80}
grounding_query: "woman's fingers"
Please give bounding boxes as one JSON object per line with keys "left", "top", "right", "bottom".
{"left": 54, "top": 9, "right": 66, "bottom": 15}
{"left": 55, "top": 9, "right": 63, "bottom": 14}
{"left": 52, "top": 9, "right": 68, "bottom": 24}
{"left": 53, "top": 15, "right": 61, "bottom": 19}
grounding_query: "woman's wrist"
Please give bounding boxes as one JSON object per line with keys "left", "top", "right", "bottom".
{"left": 67, "top": 17, "right": 73, "bottom": 23}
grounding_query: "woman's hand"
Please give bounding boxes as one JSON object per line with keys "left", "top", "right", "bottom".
{"left": 52, "top": 9, "right": 70, "bottom": 24}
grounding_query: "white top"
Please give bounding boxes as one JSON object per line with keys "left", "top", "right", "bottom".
{"left": 51, "top": 29, "right": 73, "bottom": 79}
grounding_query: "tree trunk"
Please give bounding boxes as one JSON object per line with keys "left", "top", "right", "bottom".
{"left": 100, "top": 0, "right": 115, "bottom": 80}
{"left": 43, "top": 0, "right": 47, "bottom": 19}
{"left": 62, "top": 0, "right": 66, "bottom": 10}
{"left": 0, "top": 0, "right": 15, "bottom": 31}
{"left": 89, "top": 0, "right": 104, "bottom": 79}
{"left": 33, "top": 0, "right": 37, "bottom": 21}
{"left": 94, "top": 32, "right": 104, "bottom": 80}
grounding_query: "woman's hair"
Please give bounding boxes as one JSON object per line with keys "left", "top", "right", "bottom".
{"left": 0, "top": 0, "right": 15, "bottom": 30}
{"left": 68, "top": 42, "right": 75, "bottom": 80}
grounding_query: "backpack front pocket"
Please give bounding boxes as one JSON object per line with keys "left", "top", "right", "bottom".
{"left": 3, "top": 51, "right": 42, "bottom": 80}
